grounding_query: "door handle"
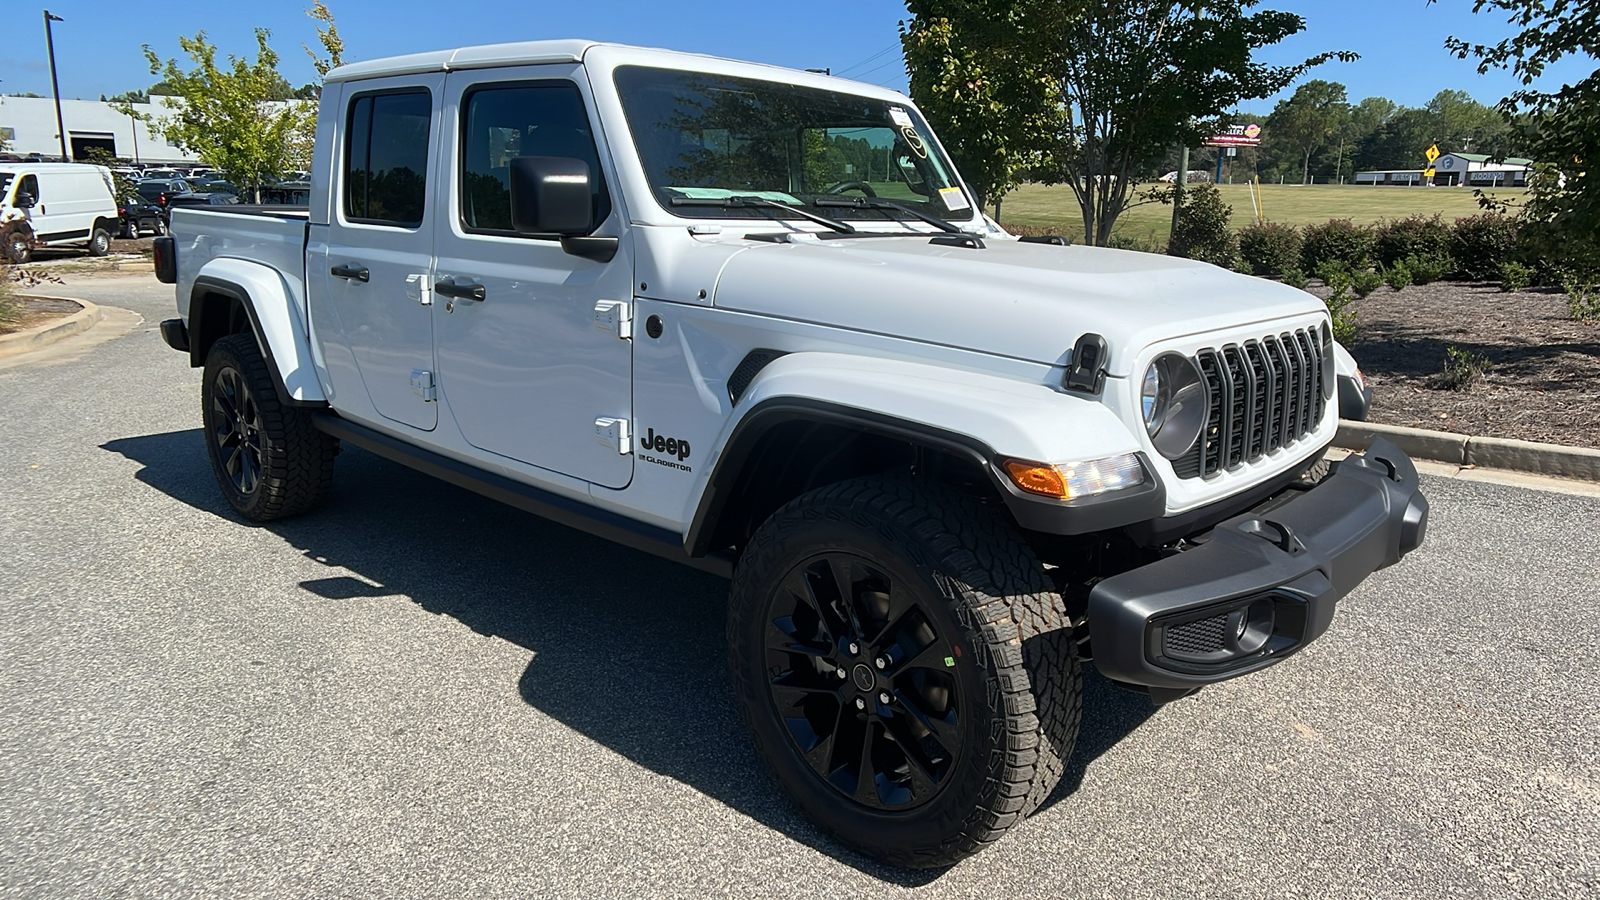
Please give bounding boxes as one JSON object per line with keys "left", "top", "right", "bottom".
{"left": 435, "top": 279, "right": 486, "bottom": 302}
{"left": 331, "top": 263, "right": 370, "bottom": 282}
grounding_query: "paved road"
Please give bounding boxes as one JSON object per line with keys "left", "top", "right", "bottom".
{"left": 3, "top": 274, "right": 1598, "bottom": 899}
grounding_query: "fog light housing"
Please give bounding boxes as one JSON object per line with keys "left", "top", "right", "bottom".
{"left": 1003, "top": 453, "right": 1145, "bottom": 500}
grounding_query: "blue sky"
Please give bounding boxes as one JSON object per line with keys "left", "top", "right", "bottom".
{"left": 2, "top": 0, "right": 1591, "bottom": 114}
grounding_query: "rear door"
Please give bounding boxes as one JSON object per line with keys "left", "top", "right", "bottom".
{"left": 431, "top": 66, "right": 635, "bottom": 488}
{"left": 319, "top": 75, "right": 444, "bottom": 432}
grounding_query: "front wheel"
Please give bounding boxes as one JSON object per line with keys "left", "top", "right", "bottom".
{"left": 201, "top": 333, "right": 338, "bottom": 521}
{"left": 87, "top": 227, "right": 111, "bottom": 257}
{"left": 152, "top": 216, "right": 167, "bottom": 237}
{"left": 728, "top": 477, "right": 1081, "bottom": 867}
{"left": 4, "top": 229, "right": 31, "bottom": 264}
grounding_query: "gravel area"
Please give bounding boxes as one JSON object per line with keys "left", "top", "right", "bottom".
{"left": 1339, "top": 281, "right": 1600, "bottom": 448}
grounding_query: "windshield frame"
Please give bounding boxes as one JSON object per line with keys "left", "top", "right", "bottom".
{"left": 610, "top": 64, "right": 979, "bottom": 230}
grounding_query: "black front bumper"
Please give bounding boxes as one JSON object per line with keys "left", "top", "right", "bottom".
{"left": 1087, "top": 437, "right": 1428, "bottom": 692}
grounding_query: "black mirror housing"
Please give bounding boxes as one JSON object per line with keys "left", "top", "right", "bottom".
{"left": 14, "top": 192, "right": 36, "bottom": 209}
{"left": 509, "top": 156, "right": 594, "bottom": 236}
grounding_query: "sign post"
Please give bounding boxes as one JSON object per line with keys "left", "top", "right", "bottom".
{"left": 1424, "top": 143, "right": 1441, "bottom": 186}
{"left": 1203, "top": 123, "right": 1261, "bottom": 186}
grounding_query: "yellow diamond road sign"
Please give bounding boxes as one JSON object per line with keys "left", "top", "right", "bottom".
{"left": 1424, "top": 167, "right": 1437, "bottom": 177}
{"left": 1425, "top": 144, "right": 1441, "bottom": 163}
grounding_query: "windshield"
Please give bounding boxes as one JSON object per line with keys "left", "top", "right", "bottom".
{"left": 613, "top": 66, "right": 975, "bottom": 226}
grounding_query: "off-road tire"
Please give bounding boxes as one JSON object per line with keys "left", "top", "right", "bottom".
{"left": 87, "top": 227, "right": 111, "bottom": 257}
{"left": 728, "top": 476, "right": 1081, "bottom": 868}
{"left": 201, "top": 333, "right": 337, "bottom": 521}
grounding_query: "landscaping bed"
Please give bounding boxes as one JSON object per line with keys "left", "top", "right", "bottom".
{"left": 1329, "top": 281, "right": 1600, "bottom": 449}
{"left": 0, "top": 297, "right": 81, "bottom": 336}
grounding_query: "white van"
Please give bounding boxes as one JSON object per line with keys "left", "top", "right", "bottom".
{"left": 1, "top": 163, "right": 120, "bottom": 263}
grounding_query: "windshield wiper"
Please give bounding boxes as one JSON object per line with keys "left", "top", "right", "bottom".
{"left": 670, "top": 195, "right": 855, "bottom": 234}
{"left": 811, "top": 195, "right": 962, "bottom": 233}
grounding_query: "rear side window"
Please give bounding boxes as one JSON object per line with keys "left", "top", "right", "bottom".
{"left": 459, "top": 82, "right": 609, "bottom": 234}
{"left": 344, "top": 90, "right": 432, "bottom": 226}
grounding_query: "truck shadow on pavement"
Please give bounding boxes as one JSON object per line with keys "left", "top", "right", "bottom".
{"left": 103, "top": 429, "right": 1158, "bottom": 882}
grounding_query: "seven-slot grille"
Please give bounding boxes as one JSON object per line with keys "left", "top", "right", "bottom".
{"left": 1172, "top": 325, "right": 1329, "bottom": 479}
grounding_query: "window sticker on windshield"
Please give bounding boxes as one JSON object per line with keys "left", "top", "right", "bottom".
{"left": 888, "top": 107, "right": 914, "bottom": 129}
{"left": 938, "top": 186, "right": 971, "bottom": 211}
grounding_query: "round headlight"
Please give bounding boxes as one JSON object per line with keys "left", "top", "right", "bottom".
{"left": 1142, "top": 353, "right": 1208, "bottom": 460}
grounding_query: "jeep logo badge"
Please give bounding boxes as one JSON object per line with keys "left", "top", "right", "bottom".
{"left": 639, "top": 427, "right": 691, "bottom": 461}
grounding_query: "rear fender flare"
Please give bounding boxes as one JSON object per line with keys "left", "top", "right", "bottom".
{"left": 188, "top": 258, "right": 326, "bottom": 406}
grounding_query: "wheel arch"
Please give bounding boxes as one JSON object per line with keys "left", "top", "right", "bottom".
{"left": 187, "top": 260, "right": 326, "bottom": 407}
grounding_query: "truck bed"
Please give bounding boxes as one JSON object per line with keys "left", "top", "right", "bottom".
{"left": 170, "top": 206, "right": 310, "bottom": 325}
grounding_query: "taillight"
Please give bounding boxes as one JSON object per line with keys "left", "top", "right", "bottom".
{"left": 159, "top": 193, "right": 167, "bottom": 205}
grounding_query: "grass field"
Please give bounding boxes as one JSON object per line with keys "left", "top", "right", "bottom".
{"left": 995, "top": 183, "right": 1524, "bottom": 246}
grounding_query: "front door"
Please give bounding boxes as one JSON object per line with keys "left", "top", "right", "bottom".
{"left": 321, "top": 75, "right": 443, "bottom": 431}
{"left": 432, "top": 67, "right": 634, "bottom": 488}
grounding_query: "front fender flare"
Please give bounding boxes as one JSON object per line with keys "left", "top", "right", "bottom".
{"left": 189, "top": 259, "right": 326, "bottom": 406}
{"left": 684, "top": 352, "right": 1165, "bottom": 554}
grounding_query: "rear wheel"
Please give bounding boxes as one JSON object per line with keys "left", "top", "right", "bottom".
{"left": 728, "top": 477, "right": 1081, "bottom": 867}
{"left": 87, "top": 227, "right": 111, "bottom": 257}
{"left": 120, "top": 218, "right": 137, "bottom": 239}
{"left": 152, "top": 216, "right": 167, "bottom": 236}
{"left": 201, "top": 333, "right": 337, "bottom": 521}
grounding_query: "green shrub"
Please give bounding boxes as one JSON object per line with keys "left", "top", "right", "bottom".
{"left": 1404, "top": 253, "right": 1451, "bottom": 285}
{"left": 1450, "top": 214, "right": 1518, "bottom": 281}
{"left": 1498, "top": 261, "right": 1535, "bottom": 292}
{"left": 1352, "top": 268, "right": 1384, "bottom": 298}
{"left": 1281, "top": 267, "right": 1310, "bottom": 290}
{"left": 1564, "top": 272, "right": 1600, "bottom": 320}
{"left": 1384, "top": 261, "right": 1413, "bottom": 291}
{"left": 1236, "top": 221, "right": 1302, "bottom": 277}
{"left": 1301, "top": 219, "right": 1375, "bottom": 273}
{"left": 1435, "top": 346, "right": 1492, "bottom": 391}
{"left": 1325, "top": 287, "right": 1359, "bottom": 345}
{"left": 1314, "top": 259, "right": 1351, "bottom": 286}
{"left": 1374, "top": 214, "right": 1453, "bottom": 268}
{"left": 1106, "top": 232, "right": 1167, "bottom": 254}
{"left": 1167, "top": 184, "right": 1236, "bottom": 268}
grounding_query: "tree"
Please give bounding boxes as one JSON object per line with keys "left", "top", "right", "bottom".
{"left": 1041, "top": 1, "right": 1355, "bottom": 245}
{"left": 1265, "top": 80, "right": 1350, "bottom": 184}
{"left": 1425, "top": 89, "right": 1510, "bottom": 153}
{"left": 115, "top": 29, "right": 312, "bottom": 202}
{"left": 900, "top": 0, "right": 1067, "bottom": 210}
{"left": 1446, "top": 0, "right": 1600, "bottom": 276}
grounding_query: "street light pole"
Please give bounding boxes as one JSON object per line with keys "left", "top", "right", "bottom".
{"left": 44, "top": 10, "right": 68, "bottom": 162}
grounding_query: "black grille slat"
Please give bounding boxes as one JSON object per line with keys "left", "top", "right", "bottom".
{"left": 1171, "top": 326, "right": 1325, "bottom": 480}
{"left": 1165, "top": 614, "right": 1230, "bottom": 656}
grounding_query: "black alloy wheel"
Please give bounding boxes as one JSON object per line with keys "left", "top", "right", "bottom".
{"left": 200, "top": 333, "right": 337, "bottom": 521}
{"left": 729, "top": 476, "right": 1081, "bottom": 868}
{"left": 209, "top": 365, "right": 265, "bottom": 496}
{"left": 764, "top": 551, "right": 962, "bottom": 811}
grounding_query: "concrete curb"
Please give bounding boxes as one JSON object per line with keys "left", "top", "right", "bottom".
{"left": 1336, "top": 419, "right": 1600, "bottom": 483}
{"left": 0, "top": 297, "right": 101, "bottom": 360}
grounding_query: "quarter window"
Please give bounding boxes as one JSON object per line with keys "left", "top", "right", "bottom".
{"left": 460, "top": 83, "right": 609, "bottom": 234}
{"left": 344, "top": 90, "right": 431, "bottom": 226}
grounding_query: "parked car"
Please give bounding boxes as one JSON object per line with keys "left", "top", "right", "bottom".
{"left": 154, "top": 39, "right": 1426, "bottom": 870}
{"left": 161, "top": 191, "right": 240, "bottom": 223}
{"left": 0, "top": 163, "right": 120, "bottom": 262}
{"left": 117, "top": 195, "right": 166, "bottom": 237}
{"left": 141, "top": 168, "right": 182, "bottom": 180}
{"left": 135, "top": 178, "right": 192, "bottom": 209}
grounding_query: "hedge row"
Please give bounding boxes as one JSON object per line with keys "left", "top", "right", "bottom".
{"left": 1236, "top": 213, "right": 1521, "bottom": 283}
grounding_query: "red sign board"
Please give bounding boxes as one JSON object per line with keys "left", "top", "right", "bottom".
{"left": 1204, "top": 123, "right": 1262, "bottom": 147}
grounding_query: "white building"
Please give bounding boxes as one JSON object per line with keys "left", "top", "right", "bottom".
{"left": 0, "top": 96, "right": 197, "bottom": 164}
{"left": 1356, "top": 153, "right": 1532, "bottom": 187}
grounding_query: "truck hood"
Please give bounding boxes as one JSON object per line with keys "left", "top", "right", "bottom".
{"left": 706, "top": 235, "right": 1328, "bottom": 376}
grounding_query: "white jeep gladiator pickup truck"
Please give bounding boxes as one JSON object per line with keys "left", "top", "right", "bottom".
{"left": 154, "top": 40, "right": 1426, "bottom": 867}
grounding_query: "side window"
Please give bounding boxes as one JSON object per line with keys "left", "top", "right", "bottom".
{"left": 343, "top": 90, "right": 431, "bottom": 226}
{"left": 19, "top": 175, "right": 39, "bottom": 202}
{"left": 460, "top": 82, "right": 609, "bottom": 234}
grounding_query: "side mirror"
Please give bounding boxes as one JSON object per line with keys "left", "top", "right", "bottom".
{"left": 509, "top": 156, "right": 594, "bottom": 236}
{"left": 13, "top": 192, "right": 36, "bottom": 209}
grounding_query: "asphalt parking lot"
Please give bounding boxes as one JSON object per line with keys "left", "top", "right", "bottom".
{"left": 3, "top": 274, "right": 1598, "bottom": 899}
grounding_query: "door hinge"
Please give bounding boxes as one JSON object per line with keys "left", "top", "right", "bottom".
{"left": 406, "top": 273, "right": 432, "bottom": 306}
{"left": 594, "top": 300, "right": 633, "bottom": 340}
{"left": 595, "top": 417, "right": 631, "bottom": 454}
{"left": 410, "top": 369, "right": 436, "bottom": 402}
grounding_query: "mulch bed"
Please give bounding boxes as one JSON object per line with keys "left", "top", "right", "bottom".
{"left": 1327, "top": 281, "right": 1600, "bottom": 449}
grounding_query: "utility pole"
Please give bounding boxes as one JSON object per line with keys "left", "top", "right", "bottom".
{"left": 45, "top": 10, "right": 68, "bottom": 162}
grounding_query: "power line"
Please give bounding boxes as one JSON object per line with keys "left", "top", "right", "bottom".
{"left": 835, "top": 42, "right": 899, "bottom": 76}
